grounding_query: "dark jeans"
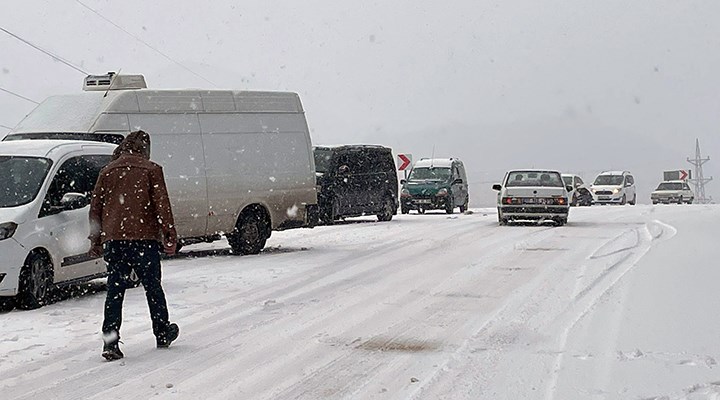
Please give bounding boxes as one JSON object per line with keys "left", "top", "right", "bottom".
{"left": 102, "top": 240, "right": 171, "bottom": 341}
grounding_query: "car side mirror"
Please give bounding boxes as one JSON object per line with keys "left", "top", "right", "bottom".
{"left": 453, "top": 178, "right": 463, "bottom": 185}
{"left": 492, "top": 184, "right": 502, "bottom": 191}
{"left": 60, "top": 192, "right": 89, "bottom": 210}
{"left": 400, "top": 179, "right": 406, "bottom": 185}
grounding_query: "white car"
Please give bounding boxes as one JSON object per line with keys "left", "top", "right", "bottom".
{"left": 590, "top": 170, "right": 637, "bottom": 205}
{"left": 561, "top": 174, "right": 593, "bottom": 206}
{"left": 492, "top": 169, "right": 571, "bottom": 226}
{"left": 651, "top": 181, "right": 694, "bottom": 204}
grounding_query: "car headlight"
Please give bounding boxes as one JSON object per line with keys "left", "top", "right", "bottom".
{"left": 0, "top": 222, "right": 18, "bottom": 241}
{"left": 612, "top": 188, "right": 620, "bottom": 194}
{"left": 437, "top": 188, "right": 449, "bottom": 196}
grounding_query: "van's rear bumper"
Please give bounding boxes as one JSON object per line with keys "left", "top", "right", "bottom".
{"left": 0, "top": 238, "right": 26, "bottom": 297}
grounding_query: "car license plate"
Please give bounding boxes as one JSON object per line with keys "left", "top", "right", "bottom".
{"left": 416, "top": 199, "right": 431, "bottom": 204}
{"left": 523, "top": 198, "right": 536, "bottom": 204}
{"left": 599, "top": 196, "right": 610, "bottom": 200}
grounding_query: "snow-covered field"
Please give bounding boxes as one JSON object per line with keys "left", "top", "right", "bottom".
{"left": 1, "top": 204, "right": 719, "bottom": 399}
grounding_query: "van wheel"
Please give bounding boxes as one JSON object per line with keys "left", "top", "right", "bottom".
{"left": 377, "top": 197, "right": 394, "bottom": 222}
{"left": 17, "top": 252, "right": 53, "bottom": 310}
{"left": 228, "top": 211, "right": 268, "bottom": 255}
{"left": 445, "top": 198, "right": 455, "bottom": 214}
{"left": 401, "top": 205, "right": 409, "bottom": 214}
{"left": 417, "top": 207, "right": 426, "bottom": 214}
{"left": 630, "top": 194, "right": 637, "bottom": 205}
{"left": 620, "top": 195, "right": 627, "bottom": 205}
{"left": 459, "top": 197, "right": 469, "bottom": 213}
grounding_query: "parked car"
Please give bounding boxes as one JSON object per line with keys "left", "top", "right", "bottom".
{"left": 590, "top": 170, "right": 637, "bottom": 205}
{"left": 400, "top": 158, "right": 469, "bottom": 214}
{"left": 0, "top": 140, "right": 117, "bottom": 309}
{"left": 651, "top": 181, "right": 694, "bottom": 204}
{"left": 561, "top": 174, "right": 593, "bottom": 206}
{"left": 492, "top": 169, "right": 571, "bottom": 226}
{"left": 313, "top": 145, "right": 398, "bottom": 224}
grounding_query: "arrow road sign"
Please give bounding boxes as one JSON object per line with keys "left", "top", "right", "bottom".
{"left": 397, "top": 154, "right": 412, "bottom": 171}
{"left": 679, "top": 170, "right": 689, "bottom": 180}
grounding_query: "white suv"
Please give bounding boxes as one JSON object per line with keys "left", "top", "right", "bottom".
{"left": 590, "top": 171, "right": 637, "bottom": 205}
{"left": 651, "top": 181, "right": 694, "bottom": 204}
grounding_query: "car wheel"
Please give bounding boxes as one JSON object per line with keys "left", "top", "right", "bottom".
{"left": 620, "top": 194, "right": 627, "bottom": 205}
{"left": 570, "top": 193, "right": 578, "bottom": 207}
{"left": 554, "top": 218, "right": 567, "bottom": 226}
{"left": 688, "top": 198, "right": 694, "bottom": 204}
{"left": 228, "top": 210, "right": 268, "bottom": 255}
{"left": 377, "top": 196, "right": 394, "bottom": 222}
{"left": 401, "top": 205, "right": 409, "bottom": 214}
{"left": 17, "top": 252, "right": 53, "bottom": 310}
{"left": 417, "top": 207, "right": 425, "bottom": 214}
{"left": 629, "top": 194, "right": 637, "bottom": 205}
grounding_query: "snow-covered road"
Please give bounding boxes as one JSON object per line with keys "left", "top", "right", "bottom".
{"left": 1, "top": 205, "right": 719, "bottom": 399}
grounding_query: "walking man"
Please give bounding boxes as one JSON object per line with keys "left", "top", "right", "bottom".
{"left": 89, "top": 130, "right": 179, "bottom": 361}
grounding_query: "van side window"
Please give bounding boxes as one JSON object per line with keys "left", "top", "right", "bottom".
{"left": 627, "top": 175, "right": 634, "bottom": 185}
{"left": 40, "top": 155, "right": 112, "bottom": 217}
{"left": 576, "top": 177, "right": 584, "bottom": 186}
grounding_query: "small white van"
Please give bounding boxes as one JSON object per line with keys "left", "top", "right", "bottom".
{"left": 1, "top": 73, "right": 318, "bottom": 308}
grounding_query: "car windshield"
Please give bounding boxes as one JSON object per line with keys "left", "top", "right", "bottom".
{"left": 594, "top": 175, "right": 624, "bottom": 186}
{"left": 506, "top": 171, "right": 563, "bottom": 187}
{"left": 408, "top": 167, "right": 451, "bottom": 181}
{"left": 0, "top": 156, "right": 52, "bottom": 208}
{"left": 313, "top": 148, "right": 333, "bottom": 173}
{"left": 562, "top": 176, "right": 573, "bottom": 186}
{"left": 657, "top": 182, "right": 684, "bottom": 191}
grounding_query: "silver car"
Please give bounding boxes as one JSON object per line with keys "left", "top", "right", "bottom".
{"left": 651, "top": 181, "right": 694, "bottom": 204}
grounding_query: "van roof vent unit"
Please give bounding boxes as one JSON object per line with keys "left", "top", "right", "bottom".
{"left": 83, "top": 72, "right": 147, "bottom": 91}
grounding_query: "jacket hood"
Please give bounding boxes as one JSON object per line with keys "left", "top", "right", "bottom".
{"left": 113, "top": 130, "right": 151, "bottom": 160}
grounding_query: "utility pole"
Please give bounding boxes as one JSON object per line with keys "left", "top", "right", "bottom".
{"left": 687, "top": 138, "right": 713, "bottom": 204}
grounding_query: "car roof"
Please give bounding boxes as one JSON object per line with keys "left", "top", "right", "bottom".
{"left": 0, "top": 139, "right": 116, "bottom": 158}
{"left": 508, "top": 169, "right": 561, "bottom": 174}
{"left": 413, "top": 158, "right": 460, "bottom": 168}
{"left": 598, "top": 170, "right": 629, "bottom": 175}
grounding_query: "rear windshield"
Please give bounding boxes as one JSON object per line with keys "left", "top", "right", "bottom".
{"left": 656, "top": 182, "right": 684, "bottom": 191}
{"left": 0, "top": 156, "right": 53, "bottom": 208}
{"left": 506, "top": 171, "right": 563, "bottom": 187}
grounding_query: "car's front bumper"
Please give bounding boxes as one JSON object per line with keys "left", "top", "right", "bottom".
{"left": 402, "top": 196, "right": 450, "bottom": 210}
{"left": 592, "top": 194, "right": 624, "bottom": 204}
{"left": 0, "top": 237, "right": 26, "bottom": 297}
{"left": 651, "top": 195, "right": 683, "bottom": 203}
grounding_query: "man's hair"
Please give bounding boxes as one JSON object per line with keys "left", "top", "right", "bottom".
{"left": 113, "top": 130, "right": 151, "bottom": 160}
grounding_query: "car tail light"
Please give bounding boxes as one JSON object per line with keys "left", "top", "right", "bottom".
{"left": 502, "top": 197, "right": 521, "bottom": 205}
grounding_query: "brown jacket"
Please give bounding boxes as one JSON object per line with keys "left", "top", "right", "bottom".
{"left": 89, "top": 154, "right": 177, "bottom": 246}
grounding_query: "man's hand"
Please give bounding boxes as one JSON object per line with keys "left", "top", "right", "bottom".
{"left": 88, "top": 244, "right": 103, "bottom": 258}
{"left": 163, "top": 241, "right": 177, "bottom": 256}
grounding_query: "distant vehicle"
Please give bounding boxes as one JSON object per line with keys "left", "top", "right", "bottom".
{"left": 590, "top": 170, "right": 637, "bottom": 205}
{"left": 492, "top": 169, "right": 571, "bottom": 226}
{"left": 651, "top": 181, "right": 694, "bottom": 204}
{"left": 313, "top": 145, "right": 398, "bottom": 224}
{"left": 561, "top": 174, "right": 593, "bottom": 206}
{"left": 400, "top": 158, "right": 469, "bottom": 214}
{"left": 1, "top": 73, "right": 319, "bottom": 309}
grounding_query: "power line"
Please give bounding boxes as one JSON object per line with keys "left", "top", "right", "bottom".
{"left": 74, "top": 0, "right": 218, "bottom": 87}
{"left": 0, "top": 87, "right": 40, "bottom": 104}
{"left": 0, "top": 26, "right": 89, "bottom": 75}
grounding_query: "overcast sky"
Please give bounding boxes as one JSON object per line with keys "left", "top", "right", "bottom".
{"left": 1, "top": 0, "right": 718, "bottom": 203}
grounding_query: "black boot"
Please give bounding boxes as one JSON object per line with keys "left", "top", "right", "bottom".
{"left": 157, "top": 323, "right": 179, "bottom": 348}
{"left": 102, "top": 341, "right": 124, "bottom": 361}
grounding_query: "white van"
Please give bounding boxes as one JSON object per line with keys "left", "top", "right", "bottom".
{"left": 590, "top": 170, "right": 637, "bottom": 205}
{"left": 0, "top": 140, "right": 117, "bottom": 309}
{"left": 1, "top": 73, "right": 318, "bottom": 308}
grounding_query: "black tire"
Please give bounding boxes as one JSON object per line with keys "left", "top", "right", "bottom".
{"left": 630, "top": 194, "right": 637, "bottom": 205}
{"left": 459, "top": 197, "right": 469, "bottom": 213}
{"left": 417, "top": 207, "right": 425, "bottom": 214}
{"left": 498, "top": 209, "right": 508, "bottom": 225}
{"left": 228, "top": 210, "right": 268, "bottom": 255}
{"left": 17, "top": 252, "right": 53, "bottom": 310}
{"left": 620, "top": 195, "right": 627, "bottom": 205}
{"left": 401, "top": 205, "right": 409, "bottom": 214}
{"left": 554, "top": 218, "right": 567, "bottom": 227}
{"left": 377, "top": 197, "right": 394, "bottom": 222}
{"left": 677, "top": 196, "right": 683, "bottom": 205}
{"left": 688, "top": 198, "right": 694, "bottom": 204}
{"left": 570, "top": 193, "right": 578, "bottom": 207}
{"left": 445, "top": 198, "right": 455, "bottom": 214}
